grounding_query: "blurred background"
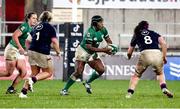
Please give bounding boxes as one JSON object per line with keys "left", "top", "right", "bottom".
{"left": 0, "top": 0, "right": 180, "bottom": 81}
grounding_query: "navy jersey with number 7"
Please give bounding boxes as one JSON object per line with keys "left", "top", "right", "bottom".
{"left": 130, "top": 29, "right": 161, "bottom": 52}
{"left": 29, "top": 22, "right": 57, "bottom": 55}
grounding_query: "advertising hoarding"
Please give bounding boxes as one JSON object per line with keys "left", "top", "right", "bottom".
{"left": 53, "top": 0, "right": 180, "bottom": 9}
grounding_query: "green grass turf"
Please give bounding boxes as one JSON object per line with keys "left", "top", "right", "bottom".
{"left": 0, "top": 80, "right": 179, "bottom": 108}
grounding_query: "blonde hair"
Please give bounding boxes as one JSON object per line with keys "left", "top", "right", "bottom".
{"left": 39, "top": 11, "right": 52, "bottom": 22}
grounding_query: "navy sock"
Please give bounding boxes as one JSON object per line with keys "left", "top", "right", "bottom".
{"left": 128, "top": 89, "right": 134, "bottom": 94}
{"left": 160, "top": 83, "right": 167, "bottom": 89}
{"left": 32, "top": 76, "right": 37, "bottom": 83}
{"left": 8, "top": 86, "right": 14, "bottom": 90}
{"left": 21, "top": 88, "right": 28, "bottom": 95}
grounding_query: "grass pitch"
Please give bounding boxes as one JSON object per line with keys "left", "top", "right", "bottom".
{"left": 0, "top": 80, "right": 179, "bottom": 108}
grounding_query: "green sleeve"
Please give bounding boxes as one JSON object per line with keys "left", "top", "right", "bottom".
{"left": 18, "top": 23, "right": 28, "bottom": 34}
{"left": 85, "top": 30, "right": 94, "bottom": 44}
{"left": 102, "top": 27, "right": 109, "bottom": 39}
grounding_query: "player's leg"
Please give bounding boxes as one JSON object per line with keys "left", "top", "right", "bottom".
{"left": 2, "top": 44, "right": 17, "bottom": 77}
{"left": 154, "top": 64, "right": 173, "bottom": 97}
{"left": 157, "top": 72, "right": 173, "bottom": 98}
{"left": 23, "top": 66, "right": 53, "bottom": 95}
{"left": 27, "top": 65, "right": 41, "bottom": 89}
{"left": 7, "top": 57, "right": 27, "bottom": 94}
{"left": 4, "top": 44, "right": 21, "bottom": 94}
{"left": 5, "top": 60, "right": 16, "bottom": 94}
{"left": 152, "top": 50, "right": 173, "bottom": 98}
{"left": 61, "top": 60, "right": 86, "bottom": 95}
{"left": 19, "top": 65, "right": 40, "bottom": 98}
{"left": 126, "top": 73, "right": 140, "bottom": 98}
{"left": 29, "top": 58, "right": 53, "bottom": 84}
{"left": 126, "top": 53, "right": 147, "bottom": 98}
{"left": 3, "top": 61, "right": 16, "bottom": 77}
{"left": 0, "top": 70, "right": 10, "bottom": 77}
{"left": 87, "top": 59, "right": 105, "bottom": 83}
{"left": 60, "top": 46, "right": 88, "bottom": 95}
{"left": 25, "top": 50, "right": 50, "bottom": 92}
{"left": 33, "top": 65, "right": 53, "bottom": 81}
{"left": 82, "top": 59, "right": 105, "bottom": 94}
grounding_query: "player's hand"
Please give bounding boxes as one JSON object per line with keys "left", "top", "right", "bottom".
{"left": 103, "top": 47, "right": 112, "bottom": 55}
{"left": 163, "top": 57, "right": 167, "bottom": 64}
{"left": 127, "top": 53, "right": 132, "bottom": 60}
{"left": 18, "top": 47, "right": 25, "bottom": 55}
{"left": 55, "top": 52, "right": 61, "bottom": 60}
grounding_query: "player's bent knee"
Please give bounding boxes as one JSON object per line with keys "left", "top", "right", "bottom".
{"left": 20, "top": 72, "right": 26, "bottom": 78}
{"left": 71, "top": 72, "right": 82, "bottom": 80}
{"left": 48, "top": 72, "right": 53, "bottom": 77}
{"left": 134, "top": 69, "right": 142, "bottom": 78}
{"left": 18, "top": 69, "right": 27, "bottom": 78}
{"left": 97, "top": 68, "right": 105, "bottom": 75}
{"left": 154, "top": 69, "right": 163, "bottom": 75}
{"left": 5, "top": 72, "right": 11, "bottom": 77}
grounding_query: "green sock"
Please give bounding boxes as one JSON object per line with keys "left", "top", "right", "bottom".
{"left": 63, "top": 77, "right": 76, "bottom": 91}
{"left": 86, "top": 70, "right": 100, "bottom": 83}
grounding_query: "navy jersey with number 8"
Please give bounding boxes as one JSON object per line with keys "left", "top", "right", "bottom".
{"left": 130, "top": 29, "right": 160, "bottom": 52}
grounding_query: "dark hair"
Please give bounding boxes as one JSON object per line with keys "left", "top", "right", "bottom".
{"left": 39, "top": 11, "right": 52, "bottom": 22}
{"left": 25, "top": 12, "right": 37, "bottom": 22}
{"left": 91, "top": 15, "right": 103, "bottom": 27}
{"left": 134, "top": 20, "right": 149, "bottom": 35}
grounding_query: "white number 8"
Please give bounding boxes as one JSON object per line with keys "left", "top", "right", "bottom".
{"left": 144, "top": 36, "right": 152, "bottom": 44}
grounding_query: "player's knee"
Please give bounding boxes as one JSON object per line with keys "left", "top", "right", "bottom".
{"left": 5, "top": 72, "right": 11, "bottom": 77}
{"left": 48, "top": 72, "right": 53, "bottom": 77}
{"left": 97, "top": 67, "right": 105, "bottom": 75}
{"left": 71, "top": 73, "right": 81, "bottom": 80}
{"left": 8, "top": 62, "right": 16, "bottom": 67}
{"left": 135, "top": 69, "right": 142, "bottom": 78}
{"left": 132, "top": 73, "right": 139, "bottom": 78}
{"left": 154, "top": 69, "right": 162, "bottom": 75}
{"left": 3, "top": 70, "right": 12, "bottom": 77}
{"left": 18, "top": 69, "right": 27, "bottom": 78}
{"left": 73, "top": 69, "right": 83, "bottom": 77}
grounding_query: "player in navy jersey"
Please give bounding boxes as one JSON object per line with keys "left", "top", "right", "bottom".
{"left": 125, "top": 21, "right": 173, "bottom": 98}
{"left": 19, "top": 11, "right": 61, "bottom": 98}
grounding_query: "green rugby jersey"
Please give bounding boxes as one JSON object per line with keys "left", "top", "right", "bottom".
{"left": 80, "top": 26, "right": 109, "bottom": 54}
{"left": 10, "top": 22, "right": 32, "bottom": 49}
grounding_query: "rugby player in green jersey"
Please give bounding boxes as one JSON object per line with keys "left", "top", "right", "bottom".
{"left": 60, "top": 15, "right": 116, "bottom": 95}
{"left": 1, "top": 12, "right": 37, "bottom": 94}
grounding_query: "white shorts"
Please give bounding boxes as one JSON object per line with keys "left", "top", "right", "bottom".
{"left": 135, "top": 49, "right": 163, "bottom": 77}
{"left": 4, "top": 43, "right": 25, "bottom": 61}
{"left": 75, "top": 46, "right": 99, "bottom": 62}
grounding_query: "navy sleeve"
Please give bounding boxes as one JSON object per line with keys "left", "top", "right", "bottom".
{"left": 49, "top": 25, "right": 57, "bottom": 39}
{"left": 152, "top": 31, "right": 161, "bottom": 38}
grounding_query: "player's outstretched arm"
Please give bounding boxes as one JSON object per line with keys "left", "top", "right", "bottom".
{"left": 105, "top": 36, "right": 112, "bottom": 45}
{"left": 86, "top": 44, "right": 112, "bottom": 55}
{"left": 51, "top": 37, "right": 61, "bottom": 56}
{"left": 158, "top": 36, "right": 167, "bottom": 64}
{"left": 127, "top": 46, "right": 135, "bottom": 59}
